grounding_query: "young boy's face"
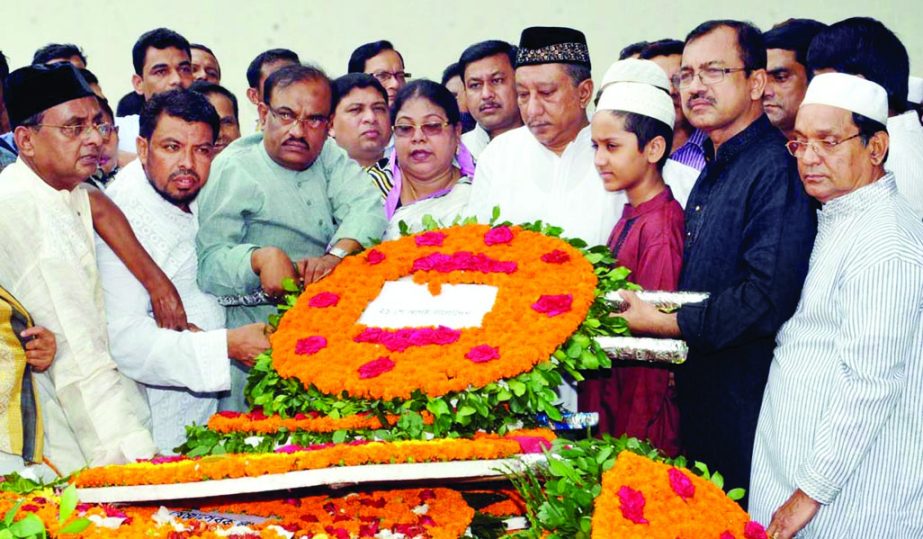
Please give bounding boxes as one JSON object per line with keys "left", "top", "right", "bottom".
{"left": 591, "top": 111, "right": 649, "bottom": 192}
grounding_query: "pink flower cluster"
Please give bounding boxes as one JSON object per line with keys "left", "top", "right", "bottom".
{"left": 295, "top": 335, "right": 328, "bottom": 355}
{"left": 617, "top": 485, "right": 650, "bottom": 524}
{"left": 668, "top": 468, "right": 695, "bottom": 500}
{"left": 465, "top": 344, "right": 500, "bottom": 363}
{"left": 415, "top": 231, "right": 446, "bottom": 246}
{"left": 509, "top": 435, "right": 552, "bottom": 454}
{"left": 366, "top": 249, "right": 386, "bottom": 265}
{"left": 531, "top": 294, "right": 573, "bottom": 317}
{"left": 411, "top": 251, "right": 518, "bottom": 274}
{"left": 354, "top": 326, "right": 461, "bottom": 352}
{"left": 484, "top": 225, "right": 514, "bottom": 245}
{"left": 358, "top": 356, "right": 396, "bottom": 379}
{"left": 540, "top": 249, "right": 571, "bottom": 264}
{"left": 308, "top": 292, "right": 340, "bottom": 308}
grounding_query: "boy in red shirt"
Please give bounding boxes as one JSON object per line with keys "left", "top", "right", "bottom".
{"left": 580, "top": 62, "right": 685, "bottom": 455}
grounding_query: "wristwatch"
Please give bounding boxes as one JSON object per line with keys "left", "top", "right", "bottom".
{"left": 326, "top": 246, "right": 350, "bottom": 259}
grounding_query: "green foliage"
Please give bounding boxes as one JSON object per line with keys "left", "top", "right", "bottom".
{"left": 0, "top": 484, "right": 90, "bottom": 538}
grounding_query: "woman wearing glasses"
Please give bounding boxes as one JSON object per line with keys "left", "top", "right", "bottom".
{"left": 384, "top": 80, "right": 475, "bottom": 239}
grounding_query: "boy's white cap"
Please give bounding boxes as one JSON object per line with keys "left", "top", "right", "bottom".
{"left": 597, "top": 81, "right": 675, "bottom": 128}
{"left": 600, "top": 58, "right": 671, "bottom": 92}
{"left": 801, "top": 72, "right": 888, "bottom": 125}
{"left": 908, "top": 76, "right": 923, "bottom": 105}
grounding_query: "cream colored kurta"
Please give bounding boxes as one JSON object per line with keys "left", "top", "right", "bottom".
{"left": 0, "top": 160, "right": 156, "bottom": 474}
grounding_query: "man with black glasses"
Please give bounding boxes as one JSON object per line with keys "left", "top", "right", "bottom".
{"left": 348, "top": 40, "right": 410, "bottom": 104}
{"left": 617, "top": 20, "right": 817, "bottom": 499}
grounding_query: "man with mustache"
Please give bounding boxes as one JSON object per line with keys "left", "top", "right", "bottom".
{"left": 97, "top": 90, "right": 270, "bottom": 452}
{"left": 329, "top": 73, "right": 393, "bottom": 197}
{"left": 189, "top": 81, "right": 241, "bottom": 155}
{"left": 0, "top": 63, "right": 158, "bottom": 473}
{"left": 458, "top": 40, "right": 523, "bottom": 161}
{"left": 762, "top": 19, "right": 827, "bottom": 139}
{"left": 617, "top": 20, "right": 816, "bottom": 500}
{"left": 196, "top": 65, "right": 386, "bottom": 411}
{"left": 465, "top": 27, "right": 625, "bottom": 250}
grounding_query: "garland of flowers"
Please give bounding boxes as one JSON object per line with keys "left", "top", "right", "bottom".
{"left": 207, "top": 409, "right": 435, "bottom": 435}
{"left": 230, "top": 221, "right": 635, "bottom": 454}
{"left": 590, "top": 452, "right": 767, "bottom": 539}
{"left": 75, "top": 429, "right": 555, "bottom": 489}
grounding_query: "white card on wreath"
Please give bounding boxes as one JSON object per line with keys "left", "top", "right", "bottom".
{"left": 358, "top": 278, "right": 498, "bottom": 329}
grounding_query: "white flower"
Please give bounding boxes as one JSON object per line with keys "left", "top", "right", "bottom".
{"left": 412, "top": 503, "right": 429, "bottom": 515}
{"left": 244, "top": 436, "right": 263, "bottom": 448}
{"left": 87, "top": 514, "right": 126, "bottom": 530}
{"left": 267, "top": 524, "right": 294, "bottom": 538}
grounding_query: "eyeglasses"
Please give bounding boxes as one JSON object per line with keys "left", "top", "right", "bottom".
{"left": 785, "top": 133, "right": 862, "bottom": 158}
{"left": 268, "top": 106, "right": 329, "bottom": 129}
{"left": 393, "top": 121, "right": 450, "bottom": 138}
{"left": 370, "top": 70, "right": 411, "bottom": 84}
{"left": 34, "top": 122, "right": 115, "bottom": 139}
{"left": 675, "top": 67, "right": 748, "bottom": 88}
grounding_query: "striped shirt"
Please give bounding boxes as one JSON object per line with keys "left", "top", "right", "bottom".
{"left": 364, "top": 157, "right": 394, "bottom": 200}
{"left": 750, "top": 174, "right": 923, "bottom": 538}
{"left": 669, "top": 128, "right": 708, "bottom": 172}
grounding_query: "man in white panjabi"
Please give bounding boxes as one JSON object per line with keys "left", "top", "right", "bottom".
{"left": 464, "top": 26, "right": 625, "bottom": 248}
{"left": 0, "top": 64, "right": 157, "bottom": 474}
{"left": 98, "top": 89, "right": 270, "bottom": 453}
{"left": 750, "top": 73, "right": 923, "bottom": 539}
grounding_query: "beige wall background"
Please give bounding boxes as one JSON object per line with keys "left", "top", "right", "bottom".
{"left": 2, "top": 0, "right": 920, "bottom": 132}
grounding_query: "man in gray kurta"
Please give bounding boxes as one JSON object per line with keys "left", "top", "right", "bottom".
{"left": 196, "top": 65, "right": 386, "bottom": 410}
{"left": 750, "top": 74, "right": 923, "bottom": 539}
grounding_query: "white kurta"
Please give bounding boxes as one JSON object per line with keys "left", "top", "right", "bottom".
{"left": 0, "top": 160, "right": 156, "bottom": 474}
{"left": 465, "top": 125, "right": 624, "bottom": 248}
{"left": 385, "top": 177, "right": 473, "bottom": 240}
{"left": 886, "top": 110, "right": 923, "bottom": 218}
{"left": 115, "top": 114, "right": 140, "bottom": 154}
{"left": 98, "top": 161, "right": 232, "bottom": 453}
{"left": 461, "top": 124, "right": 490, "bottom": 161}
{"left": 750, "top": 175, "right": 923, "bottom": 538}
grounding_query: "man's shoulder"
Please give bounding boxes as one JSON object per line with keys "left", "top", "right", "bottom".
{"left": 204, "top": 134, "right": 266, "bottom": 189}
{"left": 0, "top": 162, "right": 36, "bottom": 205}
{"left": 476, "top": 126, "right": 531, "bottom": 164}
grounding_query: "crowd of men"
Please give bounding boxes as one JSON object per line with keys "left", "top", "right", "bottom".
{"left": 0, "top": 15, "right": 921, "bottom": 539}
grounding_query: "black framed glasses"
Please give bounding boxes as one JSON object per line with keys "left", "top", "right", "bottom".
{"left": 392, "top": 121, "right": 450, "bottom": 138}
{"left": 675, "top": 67, "right": 748, "bottom": 88}
{"left": 268, "top": 107, "right": 329, "bottom": 129}
{"left": 371, "top": 70, "right": 411, "bottom": 84}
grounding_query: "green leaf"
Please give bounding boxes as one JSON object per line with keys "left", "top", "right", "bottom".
{"left": 281, "top": 277, "right": 300, "bottom": 293}
{"left": 4, "top": 500, "right": 23, "bottom": 527}
{"left": 421, "top": 214, "right": 439, "bottom": 231}
{"left": 727, "top": 488, "right": 746, "bottom": 501}
{"left": 0, "top": 529, "right": 13, "bottom": 539}
{"left": 9, "top": 514, "right": 45, "bottom": 537}
{"left": 710, "top": 471, "right": 724, "bottom": 490}
{"left": 508, "top": 380, "right": 527, "bottom": 397}
{"left": 398, "top": 220, "right": 410, "bottom": 236}
{"left": 490, "top": 206, "right": 501, "bottom": 224}
{"left": 456, "top": 405, "right": 476, "bottom": 417}
{"left": 58, "top": 485, "right": 78, "bottom": 523}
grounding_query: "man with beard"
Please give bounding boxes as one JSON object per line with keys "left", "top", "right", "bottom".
{"left": 97, "top": 90, "right": 269, "bottom": 452}
{"left": 189, "top": 81, "right": 241, "bottom": 154}
{"left": 196, "top": 65, "right": 386, "bottom": 411}
{"left": 762, "top": 19, "right": 827, "bottom": 138}
{"left": 617, "top": 20, "right": 817, "bottom": 500}
{"left": 458, "top": 40, "right": 523, "bottom": 160}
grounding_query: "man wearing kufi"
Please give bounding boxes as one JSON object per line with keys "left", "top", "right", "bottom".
{"left": 750, "top": 73, "right": 923, "bottom": 539}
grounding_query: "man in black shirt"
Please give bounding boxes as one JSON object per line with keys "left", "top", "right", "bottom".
{"left": 619, "top": 20, "right": 817, "bottom": 498}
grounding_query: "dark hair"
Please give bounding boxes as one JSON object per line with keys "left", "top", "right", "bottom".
{"left": 458, "top": 40, "right": 516, "bottom": 80}
{"left": 116, "top": 91, "right": 144, "bottom": 117}
{"left": 331, "top": 73, "right": 387, "bottom": 111}
{"left": 807, "top": 17, "right": 909, "bottom": 114}
{"left": 0, "top": 51, "right": 9, "bottom": 81}
{"left": 348, "top": 40, "right": 404, "bottom": 73}
{"left": 441, "top": 62, "right": 462, "bottom": 86}
{"left": 20, "top": 112, "right": 44, "bottom": 129}
{"left": 139, "top": 88, "right": 220, "bottom": 143}
{"left": 245, "top": 48, "right": 299, "bottom": 89}
{"left": 78, "top": 68, "right": 99, "bottom": 86}
{"left": 190, "top": 43, "right": 216, "bottom": 57}
{"left": 564, "top": 64, "right": 592, "bottom": 86}
{"left": 263, "top": 64, "right": 332, "bottom": 108}
{"left": 639, "top": 39, "right": 684, "bottom": 60}
{"left": 763, "top": 19, "right": 827, "bottom": 67}
{"left": 390, "top": 79, "right": 460, "bottom": 126}
{"left": 853, "top": 112, "right": 889, "bottom": 162}
{"left": 686, "top": 20, "right": 766, "bottom": 73}
{"left": 132, "top": 28, "right": 191, "bottom": 76}
{"left": 608, "top": 110, "right": 674, "bottom": 170}
{"left": 97, "top": 96, "right": 114, "bottom": 123}
{"left": 33, "top": 43, "right": 87, "bottom": 66}
{"left": 189, "top": 80, "right": 239, "bottom": 122}
{"left": 619, "top": 41, "right": 649, "bottom": 60}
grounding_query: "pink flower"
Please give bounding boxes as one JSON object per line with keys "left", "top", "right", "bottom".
{"left": 540, "top": 249, "right": 571, "bottom": 264}
{"left": 617, "top": 485, "right": 649, "bottom": 524}
{"left": 744, "top": 521, "right": 769, "bottom": 539}
{"left": 510, "top": 436, "right": 552, "bottom": 454}
{"left": 146, "top": 455, "right": 187, "bottom": 465}
{"left": 418, "top": 515, "right": 436, "bottom": 526}
{"left": 465, "top": 344, "right": 500, "bottom": 363}
{"left": 216, "top": 410, "right": 241, "bottom": 418}
{"left": 366, "top": 249, "right": 385, "bottom": 265}
{"left": 308, "top": 292, "right": 340, "bottom": 308}
{"left": 411, "top": 251, "right": 517, "bottom": 274}
{"left": 415, "top": 231, "right": 446, "bottom": 246}
{"left": 484, "top": 225, "right": 514, "bottom": 245}
{"left": 20, "top": 505, "right": 39, "bottom": 513}
{"left": 668, "top": 468, "right": 695, "bottom": 500}
{"left": 354, "top": 326, "right": 460, "bottom": 352}
{"left": 295, "top": 335, "right": 327, "bottom": 355}
{"left": 720, "top": 532, "right": 736, "bottom": 539}
{"left": 358, "top": 357, "right": 395, "bottom": 379}
{"left": 419, "top": 489, "right": 436, "bottom": 501}
{"left": 249, "top": 408, "right": 267, "bottom": 420}
{"left": 531, "top": 294, "right": 573, "bottom": 317}
{"left": 359, "top": 521, "right": 380, "bottom": 537}
{"left": 275, "top": 444, "right": 308, "bottom": 454}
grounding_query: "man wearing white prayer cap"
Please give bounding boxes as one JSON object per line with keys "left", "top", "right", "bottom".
{"left": 751, "top": 72, "right": 923, "bottom": 539}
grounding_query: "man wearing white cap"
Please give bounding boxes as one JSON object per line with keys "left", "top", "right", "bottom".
{"left": 750, "top": 73, "right": 923, "bottom": 539}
